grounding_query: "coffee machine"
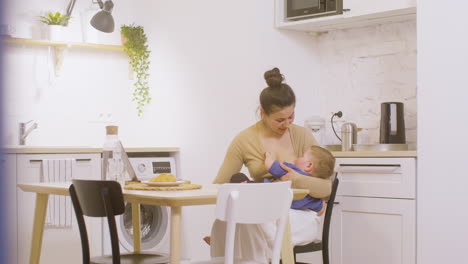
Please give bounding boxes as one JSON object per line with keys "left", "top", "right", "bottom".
{"left": 379, "top": 102, "right": 406, "bottom": 144}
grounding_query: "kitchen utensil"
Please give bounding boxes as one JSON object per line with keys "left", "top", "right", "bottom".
{"left": 341, "top": 122, "right": 357, "bottom": 151}
{"left": 305, "top": 116, "right": 326, "bottom": 144}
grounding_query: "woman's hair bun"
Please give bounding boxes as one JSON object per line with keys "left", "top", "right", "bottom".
{"left": 264, "top": 67, "right": 284, "bottom": 88}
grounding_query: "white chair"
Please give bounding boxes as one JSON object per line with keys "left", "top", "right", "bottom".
{"left": 202, "top": 181, "right": 293, "bottom": 264}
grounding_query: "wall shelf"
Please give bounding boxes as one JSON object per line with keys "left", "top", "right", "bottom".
{"left": 2, "top": 37, "right": 124, "bottom": 76}
{"left": 2, "top": 37, "right": 123, "bottom": 51}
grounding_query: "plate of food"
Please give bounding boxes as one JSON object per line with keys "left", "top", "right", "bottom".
{"left": 142, "top": 180, "right": 185, "bottom": 187}
{"left": 143, "top": 173, "right": 183, "bottom": 187}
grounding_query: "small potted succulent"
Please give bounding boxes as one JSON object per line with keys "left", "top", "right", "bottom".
{"left": 39, "top": 11, "right": 71, "bottom": 41}
{"left": 120, "top": 24, "right": 151, "bottom": 116}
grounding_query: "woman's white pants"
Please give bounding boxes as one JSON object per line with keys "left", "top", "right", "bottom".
{"left": 210, "top": 209, "right": 322, "bottom": 264}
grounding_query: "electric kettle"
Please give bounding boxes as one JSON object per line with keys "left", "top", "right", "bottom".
{"left": 379, "top": 102, "right": 406, "bottom": 144}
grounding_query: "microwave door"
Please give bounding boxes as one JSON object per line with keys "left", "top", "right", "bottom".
{"left": 287, "top": 0, "right": 321, "bottom": 19}
{"left": 286, "top": 0, "right": 343, "bottom": 20}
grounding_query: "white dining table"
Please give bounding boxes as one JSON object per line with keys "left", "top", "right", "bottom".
{"left": 18, "top": 182, "right": 308, "bottom": 264}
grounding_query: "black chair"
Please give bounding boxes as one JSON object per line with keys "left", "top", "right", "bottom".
{"left": 293, "top": 176, "right": 340, "bottom": 264}
{"left": 69, "top": 179, "right": 169, "bottom": 264}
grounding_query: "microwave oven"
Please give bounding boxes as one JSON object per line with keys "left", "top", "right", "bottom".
{"left": 286, "top": 0, "right": 343, "bottom": 21}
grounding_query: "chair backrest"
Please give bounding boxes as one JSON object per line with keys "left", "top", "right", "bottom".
{"left": 321, "top": 175, "right": 340, "bottom": 264}
{"left": 71, "top": 179, "right": 125, "bottom": 217}
{"left": 293, "top": 174, "right": 340, "bottom": 264}
{"left": 216, "top": 181, "right": 293, "bottom": 264}
{"left": 69, "top": 179, "right": 125, "bottom": 264}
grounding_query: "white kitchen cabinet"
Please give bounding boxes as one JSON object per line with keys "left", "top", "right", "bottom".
{"left": 329, "top": 157, "right": 416, "bottom": 264}
{"left": 331, "top": 196, "right": 415, "bottom": 264}
{"left": 275, "top": 0, "right": 416, "bottom": 33}
{"left": 1, "top": 154, "right": 17, "bottom": 264}
{"left": 16, "top": 153, "right": 102, "bottom": 264}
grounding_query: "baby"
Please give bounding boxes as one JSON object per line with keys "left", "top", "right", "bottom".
{"left": 264, "top": 145, "right": 336, "bottom": 212}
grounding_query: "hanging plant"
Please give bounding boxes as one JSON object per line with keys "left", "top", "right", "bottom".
{"left": 120, "top": 24, "right": 151, "bottom": 116}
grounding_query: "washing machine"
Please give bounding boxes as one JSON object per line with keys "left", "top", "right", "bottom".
{"left": 103, "top": 157, "right": 177, "bottom": 256}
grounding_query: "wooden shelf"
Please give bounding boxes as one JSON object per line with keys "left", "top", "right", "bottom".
{"left": 2, "top": 37, "right": 125, "bottom": 76}
{"left": 2, "top": 37, "right": 123, "bottom": 51}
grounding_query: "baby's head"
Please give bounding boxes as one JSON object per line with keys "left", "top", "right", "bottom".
{"left": 295, "top": 146, "right": 335, "bottom": 179}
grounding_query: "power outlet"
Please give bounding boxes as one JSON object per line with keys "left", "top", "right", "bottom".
{"left": 89, "top": 112, "right": 114, "bottom": 124}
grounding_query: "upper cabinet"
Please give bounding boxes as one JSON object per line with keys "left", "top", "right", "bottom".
{"left": 275, "top": 0, "right": 416, "bottom": 33}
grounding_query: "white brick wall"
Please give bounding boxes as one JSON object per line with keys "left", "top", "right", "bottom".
{"left": 310, "top": 20, "right": 417, "bottom": 146}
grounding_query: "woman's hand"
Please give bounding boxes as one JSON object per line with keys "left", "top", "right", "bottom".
{"left": 275, "top": 162, "right": 298, "bottom": 182}
{"left": 317, "top": 200, "right": 326, "bottom": 216}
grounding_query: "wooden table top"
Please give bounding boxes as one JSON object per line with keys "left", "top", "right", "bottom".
{"left": 18, "top": 182, "right": 309, "bottom": 207}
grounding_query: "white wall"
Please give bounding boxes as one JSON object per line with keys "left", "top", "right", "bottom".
{"left": 313, "top": 21, "right": 417, "bottom": 146}
{"left": 417, "top": 1, "right": 468, "bottom": 263}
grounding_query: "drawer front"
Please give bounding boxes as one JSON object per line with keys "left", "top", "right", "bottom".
{"left": 16, "top": 153, "right": 102, "bottom": 183}
{"left": 335, "top": 158, "right": 416, "bottom": 198}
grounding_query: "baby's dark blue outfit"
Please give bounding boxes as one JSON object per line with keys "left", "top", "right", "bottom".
{"left": 267, "top": 161, "right": 323, "bottom": 212}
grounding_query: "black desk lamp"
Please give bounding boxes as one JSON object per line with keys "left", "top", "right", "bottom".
{"left": 65, "top": 0, "right": 115, "bottom": 33}
{"left": 90, "top": 0, "right": 115, "bottom": 33}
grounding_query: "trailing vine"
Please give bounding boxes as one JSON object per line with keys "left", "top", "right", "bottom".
{"left": 120, "top": 24, "right": 151, "bottom": 116}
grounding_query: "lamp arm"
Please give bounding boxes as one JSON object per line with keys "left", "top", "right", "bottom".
{"left": 63, "top": 0, "right": 76, "bottom": 26}
{"left": 95, "top": 0, "right": 104, "bottom": 9}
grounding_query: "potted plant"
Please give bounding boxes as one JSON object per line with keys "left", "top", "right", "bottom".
{"left": 39, "top": 11, "right": 71, "bottom": 41}
{"left": 120, "top": 24, "right": 151, "bottom": 116}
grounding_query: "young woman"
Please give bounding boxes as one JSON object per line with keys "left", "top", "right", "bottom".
{"left": 210, "top": 67, "right": 332, "bottom": 263}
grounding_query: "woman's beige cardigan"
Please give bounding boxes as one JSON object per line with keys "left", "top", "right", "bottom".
{"left": 213, "top": 122, "right": 331, "bottom": 198}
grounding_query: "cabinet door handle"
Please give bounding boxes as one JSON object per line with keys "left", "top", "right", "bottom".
{"left": 339, "top": 164, "right": 401, "bottom": 167}
{"left": 29, "top": 158, "right": 92, "bottom": 163}
{"left": 338, "top": 164, "right": 402, "bottom": 173}
{"left": 333, "top": 202, "right": 340, "bottom": 205}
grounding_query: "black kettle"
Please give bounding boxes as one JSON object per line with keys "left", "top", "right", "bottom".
{"left": 379, "top": 102, "right": 406, "bottom": 144}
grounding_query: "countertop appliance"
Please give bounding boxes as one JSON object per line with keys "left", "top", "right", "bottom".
{"left": 128, "top": 157, "right": 177, "bottom": 180}
{"left": 103, "top": 157, "right": 176, "bottom": 256}
{"left": 286, "top": 0, "right": 343, "bottom": 21}
{"left": 380, "top": 102, "right": 406, "bottom": 144}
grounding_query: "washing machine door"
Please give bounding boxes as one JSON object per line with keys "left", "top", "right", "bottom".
{"left": 118, "top": 203, "right": 169, "bottom": 251}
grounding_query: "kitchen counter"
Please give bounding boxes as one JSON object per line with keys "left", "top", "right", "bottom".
{"left": 331, "top": 150, "right": 417, "bottom": 158}
{"left": 2, "top": 146, "right": 179, "bottom": 154}
{"left": 2, "top": 146, "right": 415, "bottom": 157}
